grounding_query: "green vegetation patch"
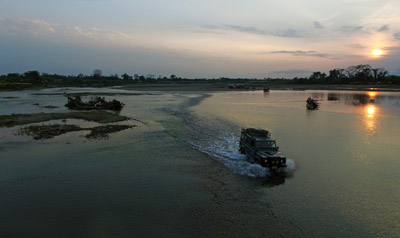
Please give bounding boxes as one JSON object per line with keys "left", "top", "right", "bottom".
{"left": 0, "top": 82, "right": 33, "bottom": 90}
{"left": 86, "top": 125, "right": 134, "bottom": 139}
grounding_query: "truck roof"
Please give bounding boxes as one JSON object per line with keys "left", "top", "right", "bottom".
{"left": 253, "top": 137, "right": 275, "bottom": 142}
{"left": 241, "top": 128, "right": 271, "bottom": 138}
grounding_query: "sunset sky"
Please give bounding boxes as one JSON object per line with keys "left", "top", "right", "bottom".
{"left": 1, "top": 0, "right": 399, "bottom": 78}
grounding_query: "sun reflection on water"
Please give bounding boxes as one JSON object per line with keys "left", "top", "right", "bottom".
{"left": 368, "top": 106, "right": 375, "bottom": 116}
{"left": 364, "top": 105, "right": 378, "bottom": 135}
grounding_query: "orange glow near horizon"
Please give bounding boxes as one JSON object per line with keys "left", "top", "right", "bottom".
{"left": 367, "top": 92, "right": 377, "bottom": 99}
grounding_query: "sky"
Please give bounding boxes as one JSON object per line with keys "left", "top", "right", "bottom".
{"left": 1, "top": 0, "right": 400, "bottom": 78}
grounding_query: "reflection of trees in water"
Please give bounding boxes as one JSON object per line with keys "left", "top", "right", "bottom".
{"left": 311, "top": 93, "right": 324, "bottom": 100}
{"left": 320, "top": 92, "right": 400, "bottom": 106}
{"left": 325, "top": 93, "right": 372, "bottom": 105}
{"left": 327, "top": 93, "right": 340, "bottom": 101}
{"left": 386, "top": 95, "right": 400, "bottom": 101}
{"left": 350, "top": 94, "right": 374, "bottom": 106}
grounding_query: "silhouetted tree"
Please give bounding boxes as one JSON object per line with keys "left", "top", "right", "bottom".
{"left": 146, "top": 74, "right": 155, "bottom": 80}
{"left": 327, "top": 68, "right": 345, "bottom": 84}
{"left": 92, "top": 69, "right": 102, "bottom": 79}
{"left": 24, "top": 71, "right": 42, "bottom": 84}
{"left": 121, "top": 73, "right": 133, "bottom": 81}
{"left": 372, "top": 68, "right": 388, "bottom": 80}
{"left": 345, "top": 65, "right": 372, "bottom": 83}
{"left": 110, "top": 74, "right": 119, "bottom": 80}
{"left": 309, "top": 71, "right": 327, "bottom": 83}
{"left": 328, "top": 68, "right": 345, "bottom": 79}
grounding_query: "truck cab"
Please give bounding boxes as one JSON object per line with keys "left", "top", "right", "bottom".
{"left": 239, "top": 128, "right": 287, "bottom": 168}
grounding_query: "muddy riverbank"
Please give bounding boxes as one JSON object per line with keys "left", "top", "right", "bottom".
{"left": 19, "top": 124, "right": 135, "bottom": 140}
{"left": 0, "top": 111, "right": 130, "bottom": 127}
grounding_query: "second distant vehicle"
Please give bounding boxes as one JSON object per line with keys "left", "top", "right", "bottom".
{"left": 306, "top": 97, "right": 319, "bottom": 110}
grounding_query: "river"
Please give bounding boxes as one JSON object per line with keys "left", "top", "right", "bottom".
{"left": 0, "top": 88, "right": 399, "bottom": 237}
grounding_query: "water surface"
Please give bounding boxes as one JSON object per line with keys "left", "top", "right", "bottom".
{"left": 193, "top": 90, "right": 400, "bottom": 237}
{"left": 1, "top": 88, "right": 399, "bottom": 237}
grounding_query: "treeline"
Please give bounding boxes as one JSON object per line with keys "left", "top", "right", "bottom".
{"left": 0, "top": 70, "right": 182, "bottom": 89}
{"left": 1, "top": 64, "right": 399, "bottom": 90}
{"left": 290, "top": 64, "right": 399, "bottom": 85}
{"left": 0, "top": 69, "right": 255, "bottom": 89}
{"left": 0, "top": 70, "right": 185, "bottom": 86}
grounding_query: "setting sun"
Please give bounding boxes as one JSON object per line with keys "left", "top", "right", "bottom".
{"left": 372, "top": 49, "right": 383, "bottom": 57}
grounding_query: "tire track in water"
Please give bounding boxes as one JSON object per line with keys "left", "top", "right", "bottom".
{"left": 162, "top": 93, "right": 295, "bottom": 178}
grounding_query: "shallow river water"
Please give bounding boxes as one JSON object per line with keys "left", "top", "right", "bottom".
{"left": 0, "top": 88, "right": 399, "bottom": 237}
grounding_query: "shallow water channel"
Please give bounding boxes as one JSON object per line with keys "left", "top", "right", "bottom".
{"left": 0, "top": 88, "right": 399, "bottom": 237}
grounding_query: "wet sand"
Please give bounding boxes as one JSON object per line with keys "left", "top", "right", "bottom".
{"left": 0, "top": 111, "right": 130, "bottom": 127}
{"left": 19, "top": 124, "right": 135, "bottom": 140}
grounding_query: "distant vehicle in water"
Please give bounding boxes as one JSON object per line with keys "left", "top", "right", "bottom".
{"left": 306, "top": 97, "right": 319, "bottom": 110}
{"left": 239, "top": 128, "right": 287, "bottom": 168}
{"left": 263, "top": 87, "right": 270, "bottom": 92}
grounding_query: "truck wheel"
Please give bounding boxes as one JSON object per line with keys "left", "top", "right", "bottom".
{"left": 239, "top": 147, "right": 245, "bottom": 154}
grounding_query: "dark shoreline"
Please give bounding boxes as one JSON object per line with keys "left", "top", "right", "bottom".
{"left": 2, "top": 83, "right": 400, "bottom": 93}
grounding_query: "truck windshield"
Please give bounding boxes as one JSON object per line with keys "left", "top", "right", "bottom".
{"left": 256, "top": 141, "right": 276, "bottom": 149}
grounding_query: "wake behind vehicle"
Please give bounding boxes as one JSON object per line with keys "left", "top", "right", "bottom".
{"left": 239, "top": 128, "right": 287, "bottom": 168}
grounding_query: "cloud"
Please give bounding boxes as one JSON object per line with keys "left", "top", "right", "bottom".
{"left": 28, "top": 19, "right": 55, "bottom": 33}
{"left": 269, "top": 69, "right": 313, "bottom": 76}
{"left": 394, "top": 33, "right": 400, "bottom": 41}
{"left": 383, "top": 46, "right": 400, "bottom": 52}
{"left": 341, "top": 25, "right": 364, "bottom": 32}
{"left": 0, "top": 18, "right": 54, "bottom": 36}
{"left": 0, "top": 17, "right": 132, "bottom": 47}
{"left": 272, "top": 29, "right": 302, "bottom": 38}
{"left": 269, "top": 50, "right": 328, "bottom": 58}
{"left": 377, "top": 24, "right": 389, "bottom": 32}
{"left": 349, "top": 44, "right": 366, "bottom": 49}
{"left": 205, "top": 25, "right": 302, "bottom": 38}
{"left": 313, "top": 21, "right": 324, "bottom": 29}
{"left": 224, "top": 25, "right": 267, "bottom": 35}
{"left": 202, "top": 25, "right": 220, "bottom": 30}
{"left": 196, "top": 25, "right": 226, "bottom": 34}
